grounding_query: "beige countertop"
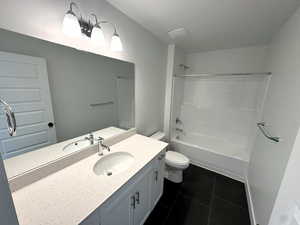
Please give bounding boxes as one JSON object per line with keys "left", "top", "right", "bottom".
{"left": 5, "top": 127, "right": 126, "bottom": 179}
{"left": 11, "top": 134, "right": 168, "bottom": 225}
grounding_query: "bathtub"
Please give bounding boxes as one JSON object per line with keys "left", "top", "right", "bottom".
{"left": 171, "top": 134, "right": 249, "bottom": 181}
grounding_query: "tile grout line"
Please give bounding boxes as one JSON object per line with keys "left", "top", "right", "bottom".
{"left": 213, "top": 195, "right": 248, "bottom": 210}
{"left": 207, "top": 175, "right": 216, "bottom": 225}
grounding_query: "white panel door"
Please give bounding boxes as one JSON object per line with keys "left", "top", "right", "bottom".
{"left": 0, "top": 51, "right": 56, "bottom": 159}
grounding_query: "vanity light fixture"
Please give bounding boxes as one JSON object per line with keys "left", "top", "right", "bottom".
{"left": 62, "top": 2, "right": 81, "bottom": 37}
{"left": 111, "top": 30, "right": 123, "bottom": 52}
{"left": 62, "top": 2, "right": 123, "bottom": 52}
{"left": 90, "top": 14, "right": 105, "bottom": 46}
{"left": 100, "top": 21, "right": 123, "bottom": 52}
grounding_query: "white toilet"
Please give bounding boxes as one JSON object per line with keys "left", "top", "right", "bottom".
{"left": 150, "top": 132, "right": 190, "bottom": 183}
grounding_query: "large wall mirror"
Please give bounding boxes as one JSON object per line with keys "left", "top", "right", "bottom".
{"left": 0, "top": 28, "right": 135, "bottom": 179}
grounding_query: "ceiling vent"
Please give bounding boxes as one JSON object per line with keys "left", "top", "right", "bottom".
{"left": 168, "top": 28, "right": 188, "bottom": 41}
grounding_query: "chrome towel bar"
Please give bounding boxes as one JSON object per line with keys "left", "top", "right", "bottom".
{"left": 90, "top": 101, "right": 114, "bottom": 107}
{"left": 257, "top": 122, "right": 280, "bottom": 143}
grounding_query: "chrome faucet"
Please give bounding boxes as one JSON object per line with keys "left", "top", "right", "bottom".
{"left": 97, "top": 136, "right": 111, "bottom": 156}
{"left": 85, "top": 133, "right": 94, "bottom": 145}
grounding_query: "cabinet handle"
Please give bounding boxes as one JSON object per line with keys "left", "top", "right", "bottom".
{"left": 155, "top": 171, "right": 158, "bottom": 182}
{"left": 131, "top": 195, "right": 136, "bottom": 209}
{"left": 135, "top": 192, "right": 140, "bottom": 205}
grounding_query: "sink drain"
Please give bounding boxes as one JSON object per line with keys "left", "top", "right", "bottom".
{"left": 106, "top": 171, "right": 113, "bottom": 176}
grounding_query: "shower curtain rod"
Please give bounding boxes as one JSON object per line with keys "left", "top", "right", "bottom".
{"left": 174, "top": 72, "right": 272, "bottom": 78}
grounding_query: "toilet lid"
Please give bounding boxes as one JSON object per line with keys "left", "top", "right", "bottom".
{"left": 165, "top": 151, "right": 189, "bottom": 167}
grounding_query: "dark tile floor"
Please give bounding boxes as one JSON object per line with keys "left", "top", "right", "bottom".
{"left": 144, "top": 165, "right": 251, "bottom": 225}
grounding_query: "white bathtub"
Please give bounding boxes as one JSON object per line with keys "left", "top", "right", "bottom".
{"left": 171, "top": 134, "right": 249, "bottom": 181}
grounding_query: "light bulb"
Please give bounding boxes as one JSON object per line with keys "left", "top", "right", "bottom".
{"left": 91, "top": 26, "right": 105, "bottom": 46}
{"left": 111, "top": 33, "right": 123, "bottom": 52}
{"left": 62, "top": 12, "right": 81, "bottom": 37}
{"left": 81, "top": 33, "right": 90, "bottom": 41}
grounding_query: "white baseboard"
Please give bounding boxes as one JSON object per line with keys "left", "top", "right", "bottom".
{"left": 245, "top": 177, "right": 256, "bottom": 225}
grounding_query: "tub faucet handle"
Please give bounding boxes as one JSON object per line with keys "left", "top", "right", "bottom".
{"left": 85, "top": 133, "right": 94, "bottom": 145}
{"left": 175, "top": 128, "right": 184, "bottom": 132}
{"left": 176, "top": 118, "right": 183, "bottom": 124}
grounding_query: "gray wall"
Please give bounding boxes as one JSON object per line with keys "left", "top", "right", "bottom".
{"left": 0, "top": 28, "right": 134, "bottom": 141}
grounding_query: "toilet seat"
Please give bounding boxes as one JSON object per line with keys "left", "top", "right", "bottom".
{"left": 165, "top": 151, "right": 190, "bottom": 169}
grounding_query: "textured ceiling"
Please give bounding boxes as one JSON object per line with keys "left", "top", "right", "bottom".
{"left": 107, "top": 0, "right": 300, "bottom": 52}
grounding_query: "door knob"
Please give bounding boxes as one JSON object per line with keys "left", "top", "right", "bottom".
{"left": 48, "top": 122, "right": 54, "bottom": 128}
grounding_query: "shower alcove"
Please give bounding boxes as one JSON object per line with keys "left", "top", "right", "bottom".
{"left": 170, "top": 73, "right": 270, "bottom": 180}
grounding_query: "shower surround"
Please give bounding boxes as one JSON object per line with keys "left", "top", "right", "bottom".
{"left": 171, "top": 75, "right": 269, "bottom": 180}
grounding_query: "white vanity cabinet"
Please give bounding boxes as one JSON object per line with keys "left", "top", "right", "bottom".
{"left": 132, "top": 166, "right": 151, "bottom": 225}
{"left": 100, "top": 183, "right": 134, "bottom": 225}
{"left": 99, "top": 150, "right": 166, "bottom": 225}
{"left": 150, "top": 152, "right": 165, "bottom": 210}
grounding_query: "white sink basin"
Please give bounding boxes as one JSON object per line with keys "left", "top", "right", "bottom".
{"left": 93, "top": 152, "right": 134, "bottom": 176}
{"left": 63, "top": 139, "right": 91, "bottom": 153}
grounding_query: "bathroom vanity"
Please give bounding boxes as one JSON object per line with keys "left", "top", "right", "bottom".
{"left": 10, "top": 133, "right": 167, "bottom": 225}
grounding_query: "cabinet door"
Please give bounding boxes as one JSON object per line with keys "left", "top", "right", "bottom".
{"left": 79, "top": 210, "right": 101, "bottom": 225}
{"left": 133, "top": 168, "right": 151, "bottom": 225}
{"left": 100, "top": 187, "right": 134, "bottom": 225}
{"left": 151, "top": 152, "right": 165, "bottom": 209}
{"left": 99, "top": 157, "right": 158, "bottom": 225}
